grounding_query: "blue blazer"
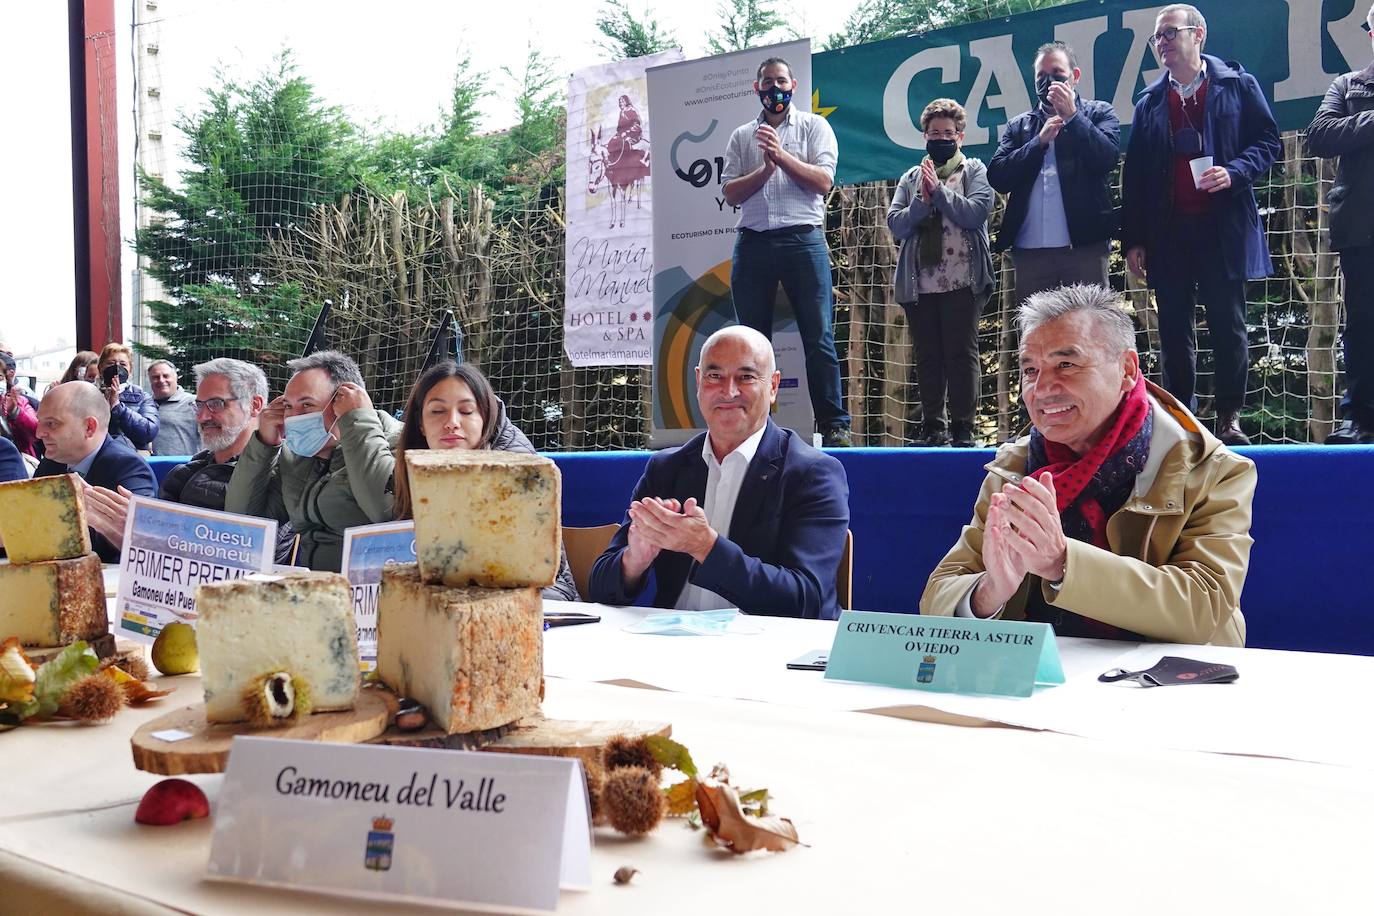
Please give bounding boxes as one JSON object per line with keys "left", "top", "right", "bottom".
{"left": 35, "top": 435, "right": 158, "bottom": 562}
{"left": 1122, "top": 54, "right": 1281, "bottom": 282}
{"left": 0, "top": 437, "right": 27, "bottom": 483}
{"left": 588, "top": 419, "right": 850, "bottom": 620}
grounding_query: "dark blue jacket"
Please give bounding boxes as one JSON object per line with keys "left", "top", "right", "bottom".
{"left": 0, "top": 436, "right": 26, "bottom": 483}
{"left": 35, "top": 435, "right": 158, "bottom": 561}
{"left": 987, "top": 95, "right": 1121, "bottom": 252}
{"left": 588, "top": 420, "right": 850, "bottom": 620}
{"left": 109, "top": 384, "right": 160, "bottom": 452}
{"left": 1122, "top": 54, "right": 1280, "bottom": 282}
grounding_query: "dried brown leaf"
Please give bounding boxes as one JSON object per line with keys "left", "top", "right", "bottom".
{"left": 102, "top": 667, "right": 174, "bottom": 705}
{"left": 694, "top": 780, "right": 800, "bottom": 854}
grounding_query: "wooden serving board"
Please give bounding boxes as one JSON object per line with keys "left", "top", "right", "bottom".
{"left": 373, "top": 714, "right": 671, "bottom": 771}
{"left": 27, "top": 634, "right": 140, "bottom": 666}
{"left": 130, "top": 688, "right": 393, "bottom": 775}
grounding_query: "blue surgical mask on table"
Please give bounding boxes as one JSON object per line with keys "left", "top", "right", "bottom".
{"left": 623, "top": 609, "right": 762, "bottom": 636}
{"left": 283, "top": 410, "right": 334, "bottom": 457}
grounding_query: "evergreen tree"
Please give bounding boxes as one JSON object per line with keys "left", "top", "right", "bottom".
{"left": 706, "top": 0, "right": 783, "bottom": 54}
{"left": 595, "top": 0, "right": 678, "bottom": 60}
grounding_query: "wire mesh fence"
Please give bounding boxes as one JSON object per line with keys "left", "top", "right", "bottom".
{"left": 134, "top": 129, "right": 1347, "bottom": 449}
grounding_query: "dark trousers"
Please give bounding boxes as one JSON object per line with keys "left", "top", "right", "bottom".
{"left": 901, "top": 287, "right": 980, "bottom": 432}
{"left": 1010, "top": 241, "right": 1110, "bottom": 305}
{"left": 1339, "top": 246, "right": 1374, "bottom": 426}
{"left": 731, "top": 226, "right": 849, "bottom": 430}
{"left": 1151, "top": 217, "right": 1250, "bottom": 414}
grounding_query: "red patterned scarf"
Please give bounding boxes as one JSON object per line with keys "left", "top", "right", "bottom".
{"left": 1026, "top": 379, "right": 1151, "bottom": 549}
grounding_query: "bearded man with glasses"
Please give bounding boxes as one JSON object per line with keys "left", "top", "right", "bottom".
{"left": 83, "top": 357, "right": 296, "bottom": 563}
{"left": 1306, "top": 3, "right": 1374, "bottom": 444}
{"left": 1122, "top": 3, "right": 1280, "bottom": 447}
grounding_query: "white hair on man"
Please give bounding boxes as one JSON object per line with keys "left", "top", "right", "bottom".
{"left": 1017, "top": 283, "right": 1138, "bottom": 359}
{"left": 1159, "top": 3, "right": 1207, "bottom": 46}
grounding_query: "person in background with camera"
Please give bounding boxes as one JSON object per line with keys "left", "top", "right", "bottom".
{"left": 886, "top": 98, "right": 994, "bottom": 448}
{"left": 0, "top": 353, "right": 40, "bottom": 460}
{"left": 95, "top": 343, "right": 159, "bottom": 452}
{"left": 987, "top": 40, "right": 1120, "bottom": 305}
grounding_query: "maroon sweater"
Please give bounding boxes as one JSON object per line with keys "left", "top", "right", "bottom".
{"left": 1169, "top": 80, "right": 1213, "bottom": 215}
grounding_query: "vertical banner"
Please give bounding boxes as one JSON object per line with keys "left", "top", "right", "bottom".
{"left": 564, "top": 48, "right": 683, "bottom": 367}
{"left": 646, "top": 40, "right": 816, "bottom": 448}
{"left": 339, "top": 521, "right": 417, "bottom": 672}
{"left": 115, "top": 498, "right": 277, "bottom": 641}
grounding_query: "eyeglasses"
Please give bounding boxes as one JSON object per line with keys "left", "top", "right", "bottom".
{"left": 924, "top": 130, "right": 959, "bottom": 140}
{"left": 1148, "top": 25, "right": 1201, "bottom": 45}
{"left": 194, "top": 397, "right": 242, "bottom": 413}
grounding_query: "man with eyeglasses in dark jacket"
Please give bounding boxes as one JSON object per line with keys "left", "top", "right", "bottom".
{"left": 1306, "top": 6, "right": 1374, "bottom": 444}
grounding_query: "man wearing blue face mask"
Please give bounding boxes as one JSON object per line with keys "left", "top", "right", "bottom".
{"left": 988, "top": 40, "right": 1120, "bottom": 306}
{"left": 225, "top": 350, "right": 399, "bottom": 572}
{"left": 721, "top": 57, "right": 850, "bottom": 448}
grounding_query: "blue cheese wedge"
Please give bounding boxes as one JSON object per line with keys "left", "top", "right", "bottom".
{"left": 0, "top": 553, "right": 107, "bottom": 647}
{"left": 406, "top": 450, "right": 561, "bottom": 588}
{"left": 196, "top": 572, "right": 359, "bottom": 724}
{"left": 376, "top": 563, "right": 542, "bottom": 734}
{"left": 0, "top": 474, "right": 91, "bottom": 564}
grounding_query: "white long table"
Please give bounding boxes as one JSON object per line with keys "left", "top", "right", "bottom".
{"left": 543, "top": 602, "right": 1374, "bottom": 770}
{"left": 4, "top": 594, "right": 1368, "bottom": 913}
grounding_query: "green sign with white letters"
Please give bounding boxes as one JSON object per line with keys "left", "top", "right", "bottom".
{"left": 825, "top": 610, "right": 1065, "bottom": 697}
{"left": 812, "top": 0, "right": 1371, "bottom": 184}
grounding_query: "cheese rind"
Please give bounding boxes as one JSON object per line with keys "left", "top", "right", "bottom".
{"left": 407, "top": 449, "right": 561, "bottom": 588}
{"left": 0, "top": 554, "right": 107, "bottom": 647}
{"left": 196, "top": 572, "right": 359, "bottom": 723}
{"left": 376, "top": 563, "right": 543, "bottom": 734}
{"left": 0, "top": 474, "right": 91, "bottom": 564}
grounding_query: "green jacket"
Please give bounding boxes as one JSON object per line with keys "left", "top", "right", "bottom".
{"left": 225, "top": 408, "right": 401, "bottom": 572}
{"left": 920, "top": 383, "right": 1255, "bottom": 646}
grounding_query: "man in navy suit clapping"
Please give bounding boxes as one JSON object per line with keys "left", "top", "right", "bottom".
{"left": 33, "top": 382, "right": 157, "bottom": 561}
{"left": 590, "top": 326, "right": 850, "bottom": 620}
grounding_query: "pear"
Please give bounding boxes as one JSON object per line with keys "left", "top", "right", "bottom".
{"left": 150, "top": 622, "right": 198, "bottom": 675}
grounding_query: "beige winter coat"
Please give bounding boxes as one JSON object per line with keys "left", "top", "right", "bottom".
{"left": 920, "top": 383, "right": 1255, "bottom": 646}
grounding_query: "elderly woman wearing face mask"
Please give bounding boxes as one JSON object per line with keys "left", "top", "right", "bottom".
{"left": 887, "top": 98, "right": 995, "bottom": 449}
{"left": 225, "top": 350, "right": 399, "bottom": 572}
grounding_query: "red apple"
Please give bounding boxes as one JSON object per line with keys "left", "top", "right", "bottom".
{"left": 135, "top": 778, "right": 210, "bottom": 826}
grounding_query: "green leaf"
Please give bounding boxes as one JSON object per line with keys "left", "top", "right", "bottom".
{"left": 645, "top": 735, "right": 698, "bottom": 779}
{"left": 738, "top": 787, "right": 771, "bottom": 816}
{"left": 15, "top": 642, "right": 100, "bottom": 720}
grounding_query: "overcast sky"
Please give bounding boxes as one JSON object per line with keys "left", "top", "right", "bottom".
{"left": 0, "top": 0, "right": 851, "bottom": 357}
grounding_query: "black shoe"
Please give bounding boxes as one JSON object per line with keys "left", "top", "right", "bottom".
{"left": 1325, "top": 418, "right": 1374, "bottom": 445}
{"left": 822, "top": 427, "right": 853, "bottom": 448}
{"left": 910, "top": 426, "right": 950, "bottom": 447}
{"left": 1215, "top": 412, "right": 1251, "bottom": 446}
{"left": 949, "top": 423, "right": 978, "bottom": 448}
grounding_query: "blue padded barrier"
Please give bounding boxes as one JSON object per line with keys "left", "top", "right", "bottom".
{"left": 148, "top": 445, "right": 1374, "bottom": 654}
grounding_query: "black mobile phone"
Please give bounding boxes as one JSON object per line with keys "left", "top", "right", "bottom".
{"left": 786, "top": 650, "right": 828, "bottom": 671}
{"left": 543, "top": 612, "right": 601, "bottom": 628}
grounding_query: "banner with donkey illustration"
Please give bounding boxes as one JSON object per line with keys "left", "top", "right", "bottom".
{"left": 564, "top": 49, "right": 683, "bottom": 367}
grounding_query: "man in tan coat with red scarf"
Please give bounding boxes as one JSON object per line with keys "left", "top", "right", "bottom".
{"left": 921, "top": 284, "right": 1255, "bottom": 645}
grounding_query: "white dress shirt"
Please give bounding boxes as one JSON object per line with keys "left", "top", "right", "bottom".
{"left": 721, "top": 107, "right": 837, "bottom": 231}
{"left": 674, "top": 423, "right": 768, "bottom": 611}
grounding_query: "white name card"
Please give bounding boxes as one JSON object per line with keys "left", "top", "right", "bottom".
{"left": 207, "top": 737, "right": 591, "bottom": 914}
{"left": 339, "top": 521, "right": 417, "bottom": 671}
{"left": 116, "top": 497, "right": 277, "bottom": 642}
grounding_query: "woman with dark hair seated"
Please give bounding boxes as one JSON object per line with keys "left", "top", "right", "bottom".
{"left": 392, "top": 361, "right": 579, "bottom": 601}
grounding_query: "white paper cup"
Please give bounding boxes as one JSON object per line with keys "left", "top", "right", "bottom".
{"left": 1190, "top": 156, "right": 1214, "bottom": 189}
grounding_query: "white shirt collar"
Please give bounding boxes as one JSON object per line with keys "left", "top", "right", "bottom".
{"left": 1170, "top": 60, "right": 1207, "bottom": 99}
{"left": 702, "top": 421, "right": 767, "bottom": 470}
